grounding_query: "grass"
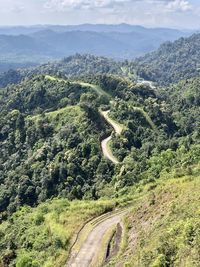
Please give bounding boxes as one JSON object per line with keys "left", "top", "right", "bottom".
{"left": 75, "top": 81, "right": 111, "bottom": 98}
{"left": 1, "top": 166, "right": 199, "bottom": 267}
{"left": 26, "top": 105, "right": 86, "bottom": 132}
{"left": 45, "top": 74, "right": 111, "bottom": 98}
{"left": 45, "top": 75, "right": 67, "bottom": 83}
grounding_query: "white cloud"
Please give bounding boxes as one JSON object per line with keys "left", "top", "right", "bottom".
{"left": 44, "top": 0, "right": 129, "bottom": 10}
{"left": 44, "top": 0, "right": 193, "bottom": 12}
{"left": 165, "top": 0, "right": 192, "bottom": 12}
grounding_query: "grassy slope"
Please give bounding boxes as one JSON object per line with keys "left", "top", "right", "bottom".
{"left": 107, "top": 164, "right": 200, "bottom": 267}
{"left": 76, "top": 81, "right": 111, "bottom": 98}
{"left": 26, "top": 105, "right": 85, "bottom": 132}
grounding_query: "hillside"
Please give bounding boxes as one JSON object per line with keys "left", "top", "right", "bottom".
{"left": 0, "top": 199, "right": 117, "bottom": 267}
{"left": 0, "top": 75, "right": 118, "bottom": 215}
{"left": 134, "top": 34, "right": 200, "bottom": 85}
{"left": 0, "top": 69, "right": 199, "bottom": 212}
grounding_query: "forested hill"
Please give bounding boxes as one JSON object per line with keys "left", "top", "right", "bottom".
{"left": 134, "top": 33, "right": 200, "bottom": 85}
{"left": 27, "top": 54, "right": 123, "bottom": 78}
{"left": 0, "top": 71, "right": 199, "bottom": 216}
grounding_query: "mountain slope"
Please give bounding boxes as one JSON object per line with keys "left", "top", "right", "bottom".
{"left": 0, "top": 54, "right": 200, "bottom": 267}
{"left": 135, "top": 34, "right": 200, "bottom": 85}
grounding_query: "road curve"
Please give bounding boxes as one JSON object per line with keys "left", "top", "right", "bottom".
{"left": 67, "top": 213, "right": 124, "bottom": 267}
{"left": 100, "top": 110, "right": 123, "bottom": 136}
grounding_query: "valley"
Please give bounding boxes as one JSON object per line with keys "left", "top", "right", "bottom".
{"left": 0, "top": 32, "right": 200, "bottom": 267}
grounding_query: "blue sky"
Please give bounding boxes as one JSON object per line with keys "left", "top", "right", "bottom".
{"left": 0, "top": 0, "right": 200, "bottom": 29}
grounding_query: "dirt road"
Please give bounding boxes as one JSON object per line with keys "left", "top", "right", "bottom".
{"left": 101, "top": 136, "right": 119, "bottom": 164}
{"left": 100, "top": 110, "right": 123, "bottom": 135}
{"left": 100, "top": 110, "right": 123, "bottom": 164}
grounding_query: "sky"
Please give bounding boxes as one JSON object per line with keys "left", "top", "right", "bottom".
{"left": 0, "top": 0, "right": 200, "bottom": 29}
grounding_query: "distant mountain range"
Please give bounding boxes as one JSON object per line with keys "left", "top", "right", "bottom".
{"left": 0, "top": 24, "right": 194, "bottom": 35}
{"left": 0, "top": 24, "right": 195, "bottom": 71}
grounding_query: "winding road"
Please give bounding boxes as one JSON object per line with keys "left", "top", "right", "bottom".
{"left": 45, "top": 75, "right": 157, "bottom": 266}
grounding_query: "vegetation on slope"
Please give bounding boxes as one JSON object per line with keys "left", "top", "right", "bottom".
{"left": 1, "top": 71, "right": 200, "bottom": 216}
{"left": 1, "top": 163, "right": 199, "bottom": 267}
{"left": 107, "top": 165, "right": 200, "bottom": 267}
{"left": 0, "top": 54, "right": 124, "bottom": 89}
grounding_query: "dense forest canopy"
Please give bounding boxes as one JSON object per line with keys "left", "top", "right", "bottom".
{"left": 0, "top": 54, "right": 124, "bottom": 89}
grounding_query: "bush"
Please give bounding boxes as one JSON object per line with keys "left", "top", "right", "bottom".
{"left": 16, "top": 255, "right": 40, "bottom": 267}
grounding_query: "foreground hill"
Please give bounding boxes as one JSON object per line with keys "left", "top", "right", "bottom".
{"left": 0, "top": 166, "right": 199, "bottom": 266}
{"left": 108, "top": 167, "right": 200, "bottom": 267}
{"left": 135, "top": 34, "right": 200, "bottom": 85}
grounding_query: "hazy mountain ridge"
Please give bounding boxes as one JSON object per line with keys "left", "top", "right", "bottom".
{"left": 0, "top": 24, "right": 193, "bottom": 66}
{"left": 0, "top": 23, "right": 192, "bottom": 35}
